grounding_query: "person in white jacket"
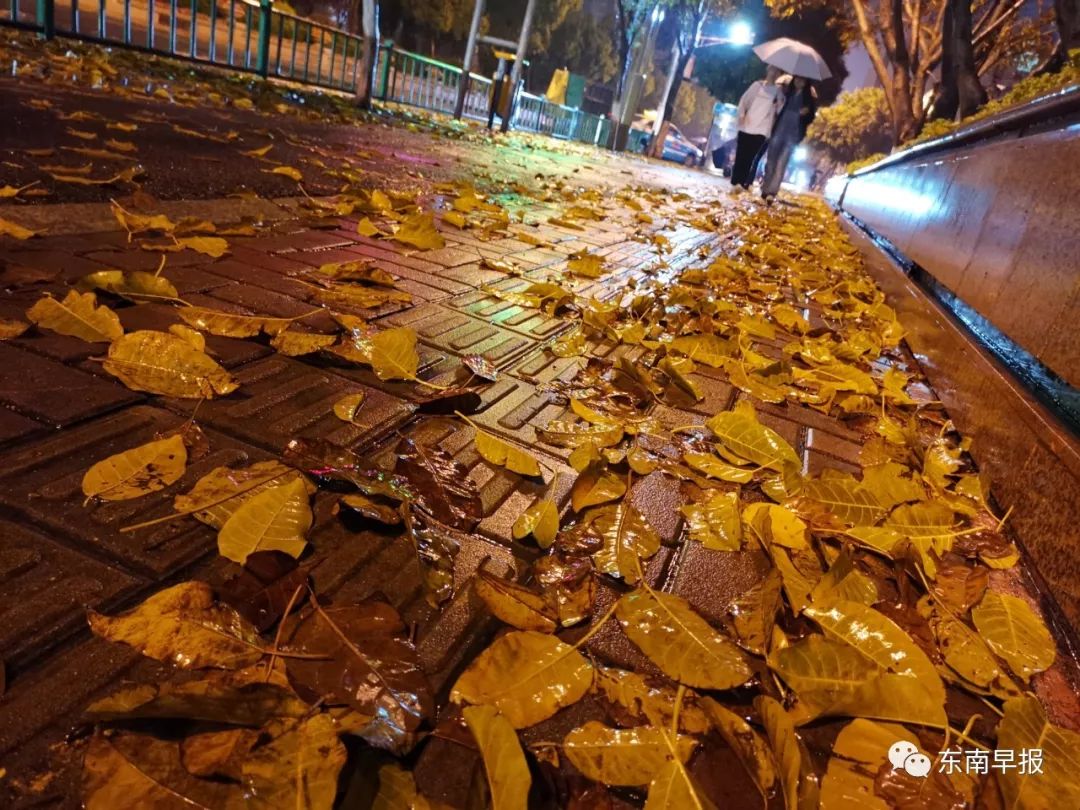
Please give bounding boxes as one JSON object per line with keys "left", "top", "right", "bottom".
{"left": 730, "top": 65, "right": 784, "bottom": 191}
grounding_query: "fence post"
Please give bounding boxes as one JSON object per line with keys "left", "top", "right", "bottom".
{"left": 36, "top": 0, "right": 55, "bottom": 39}
{"left": 256, "top": 0, "right": 272, "bottom": 77}
{"left": 377, "top": 41, "right": 392, "bottom": 100}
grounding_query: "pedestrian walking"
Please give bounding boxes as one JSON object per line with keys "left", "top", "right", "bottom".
{"left": 760, "top": 76, "right": 817, "bottom": 203}
{"left": 729, "top": 65, "right": 785, "bottom": 191}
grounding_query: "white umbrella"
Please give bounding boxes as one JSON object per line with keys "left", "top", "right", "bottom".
{"left": 753, "top": 37, "right": 832, "bottom": 81}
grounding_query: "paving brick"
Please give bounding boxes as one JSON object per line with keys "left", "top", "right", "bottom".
{"left": 0, "top": 520, "right": 144, "bottom": 670}
{"left": 161, "top": 355, "right": 413, "bottom": 454}
{"left": 0, "top": 406, "right": 44, "bottom": 448}
{"left": 381, "top": 303, "right": 537, "bottom": 367}
{"left": 805, "top": 426, "right": 864, "bottom": 466}
{"left": 0, "top": 406, "right": 274, "bottom": 577}
{"left": 447, "top": 287, "right": 571, "bottom": 341}
{"left": 0, "top": 248, "right": 107, "bottom": 282}
{"left": 467, "top": 376, "right": 571, "bottom": 457}
{"left": 0, "top": 343, "right": 140, "bottom": 428}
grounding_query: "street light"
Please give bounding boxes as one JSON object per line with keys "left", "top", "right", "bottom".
{"left": 727, "top": 20, "right": 754, "bottom": 46}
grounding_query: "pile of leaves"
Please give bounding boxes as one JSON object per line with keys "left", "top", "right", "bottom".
{"left": 0, "top": 66, "right": 1075, "bottom": 803}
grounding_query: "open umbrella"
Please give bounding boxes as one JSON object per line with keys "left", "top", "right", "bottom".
{"left": 753, "top": 37, "right": 832, "bottom": 81}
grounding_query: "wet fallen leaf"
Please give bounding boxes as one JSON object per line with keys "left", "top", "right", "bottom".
{"left": 317, "top": 259, "right": 396, "bottom": 286}
{"left": 452, "top": 630, "right": 593, "bottom": 728}
{"left": 82, "top": 732, "right": 245, "bottom": 809}
{"left": 474, "top": 570, "right": 557, "bottom": 633}
{"left": 729, "top": 570, "right": 783, "bottom": 655}
{"left": 593, "top": 666, "right": 710, "bottom": 734}
{"left": 0, "top": 318, "right": 29, "bottom": 339}
{"left": 644, "top": 755, "right": 718, "bottom": 810}
{"left": 464, "top": 353, "right": 499, "bottom": 381}
{"left": 700, "top": 698, "right": 777, "bottom": 800}
{"left": 366, "top": 327, "right": 420, "bottom": 381}
{"left": 84, "top": 669, "right": 307, "bottom": 725}
{"left": 682, "top": 451, "right": 755, "bottom": 483}
{"left": 563, "top": 721, "right": 695, "bottom": 786}
{"left": 173, "top": 460, "right": 309, "bottom": 528}
{"left": 682, "top": 490, "right": 741, "bottom": 550}
{"left": 400, "top": 503, "right": 461, "bottom": 606}
{"left": 511, "top": 498, "right": 560, "bottom": 548}
{"left": 463, "top": 704, "right": 531, "bottom": 810}
{"left": 82, "top": 434, "right": 187, "bottom": 502}
{"left": 282, "top": 598, "right": 433, "bottom": 754}
{"left": 395, "top": 437, "right": 482, "bottom": 531}
{"left": 181, "top": 728, "right": 260, "bottom": 780}
{"left": 567, "top": 251, "right": 606, "bottom": 278}
{"left": 78, "top": 268, "right": 179, "bottom": 302}
{"left": 219, "top": 551, "right": 310, "bottom": 632}
{"left": 242, "top": 714, "right": 347, "bottom": 809}
{"left": 755, "top": 694, "right": 819, "bottom": 810}
{"left": 218, "top": 478, "right": 312, "bottom": 564}
{"left": 616, "top": 588, "right": 751, "bottom": 689}
{"left": 539, "top": 419, "right": 624, "bottom": 449}
{"left": 474, "top": 426, "right": 542, "bottom": 477}
{"left": 265, "top": 165, "right": 303, "bottom": 182}
{"left": 178, "top": 306, "right": 292, "bottom": 338}
{"left": 801, "top": 478, "right": 885, "bottom": 526}
{"left": 818, "top": 719, "right": 906, "bottom": 810}
{"left": 744, "top": 503, "right": 810, "bottom": 549}
{"left": 104, "top": 330, "right": 239, "bottom": 398}
{"left": 337, "top": 493, "right": 402, "bottom": 525}
{"left": 392, "top": 212, "right": 445, "bottom": 251}
{"left": 88, "top": 581, "right": 263, "bottom": 669}
{"left": 0, "top": 217, "right": 41, "bottom": 239}
{"left": 588, "top": 501, "right": 661, "bottom": 583}
{"left": 971, "top": 590, "right": 1055, "bottom": 681}
{"left": 571, "top": 463, "right": 627, "bottom": 512}
{"left": 707, "top": 401, "right": 800, "bottom": 473}
{"left": 333, "top": 392, "right": 367, "bottom": 423}
{"left": 27, "top": 289, "right": 123, "bottom": 342}
{"left": 997, "top": 696, "right": 1080, "bottom": 809}
{"left": 271, "top": 329, "right": 337, "bottom": 357}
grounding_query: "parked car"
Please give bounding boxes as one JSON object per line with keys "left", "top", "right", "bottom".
{"left": 630, "top": 119, "right": 704, "bottom": 166}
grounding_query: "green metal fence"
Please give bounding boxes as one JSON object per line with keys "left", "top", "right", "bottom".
{"left": 1, "top": 0, "right": 612, "bottom": 147}
{"left": 374, "top": 45, "right": 610, "bottom": 144}
{"left": 1, "top": 0, "right": 364, "bottom": 89}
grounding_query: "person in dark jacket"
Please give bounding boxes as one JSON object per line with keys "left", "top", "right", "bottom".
{"left": 729, "top": 65, "right": 785, "bottom": 191}
{"left": 760, "top": 76, "right": 817, "bottom": 202}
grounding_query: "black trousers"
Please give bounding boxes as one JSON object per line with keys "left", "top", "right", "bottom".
{"left": 731, "top": 132, "right": 768, "bottom": 188}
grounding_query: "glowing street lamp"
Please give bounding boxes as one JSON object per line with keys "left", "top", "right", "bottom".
{"left": 727, "top": 20, "right": 754, "bottom": 46}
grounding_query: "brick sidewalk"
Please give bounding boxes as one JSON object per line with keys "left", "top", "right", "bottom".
{"left": 1, "top": 84, "right": 1078, "bottom": 808}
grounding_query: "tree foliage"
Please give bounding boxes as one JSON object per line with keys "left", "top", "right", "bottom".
{"left": 806, "top": 87, "right": 892, "bottom": 167}
{"left": 765, "top": 0, "right": 1051, "bottom": 142}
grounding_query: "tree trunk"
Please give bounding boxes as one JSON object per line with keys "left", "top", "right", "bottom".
{"left": 355, "top": 0, "right": 378, "bottom": 109}
{"left": 887, "top": 0, "right": 918, "bottom": 142}
{"left": 1047, "top": 0, "right": 1080, "bottom": 71}
{"left": 934, "top": 0, "right": 959, "bottom": 120}
{"left": 954, "top": 0, "right": 987, "bottom": 116}
{"left": 647, "top": 48, "right": 692, "bottom": 158}
{"left": 933, "top": 0, "right": 987, "bottom": 120}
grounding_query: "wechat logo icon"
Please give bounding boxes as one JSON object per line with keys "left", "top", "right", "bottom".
{"left": 889, "top": 740, "right": 932, "bottom": 778}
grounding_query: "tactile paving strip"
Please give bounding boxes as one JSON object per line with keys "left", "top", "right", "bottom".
{"left": 161, "top": 355, "right": 415, "bottom": 454}
{"left": 0, "top": 406, "right": 276, "bottom": 577}
{"left": 446, "top": 287, "right": 571, "bottom": 341}
{"left": 381, "top": 303, "right": 537, "bottom": 368}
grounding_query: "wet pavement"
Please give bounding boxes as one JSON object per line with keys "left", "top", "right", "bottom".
{"left": 1, "top": 45, "right": 1079, "bottom": 810}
